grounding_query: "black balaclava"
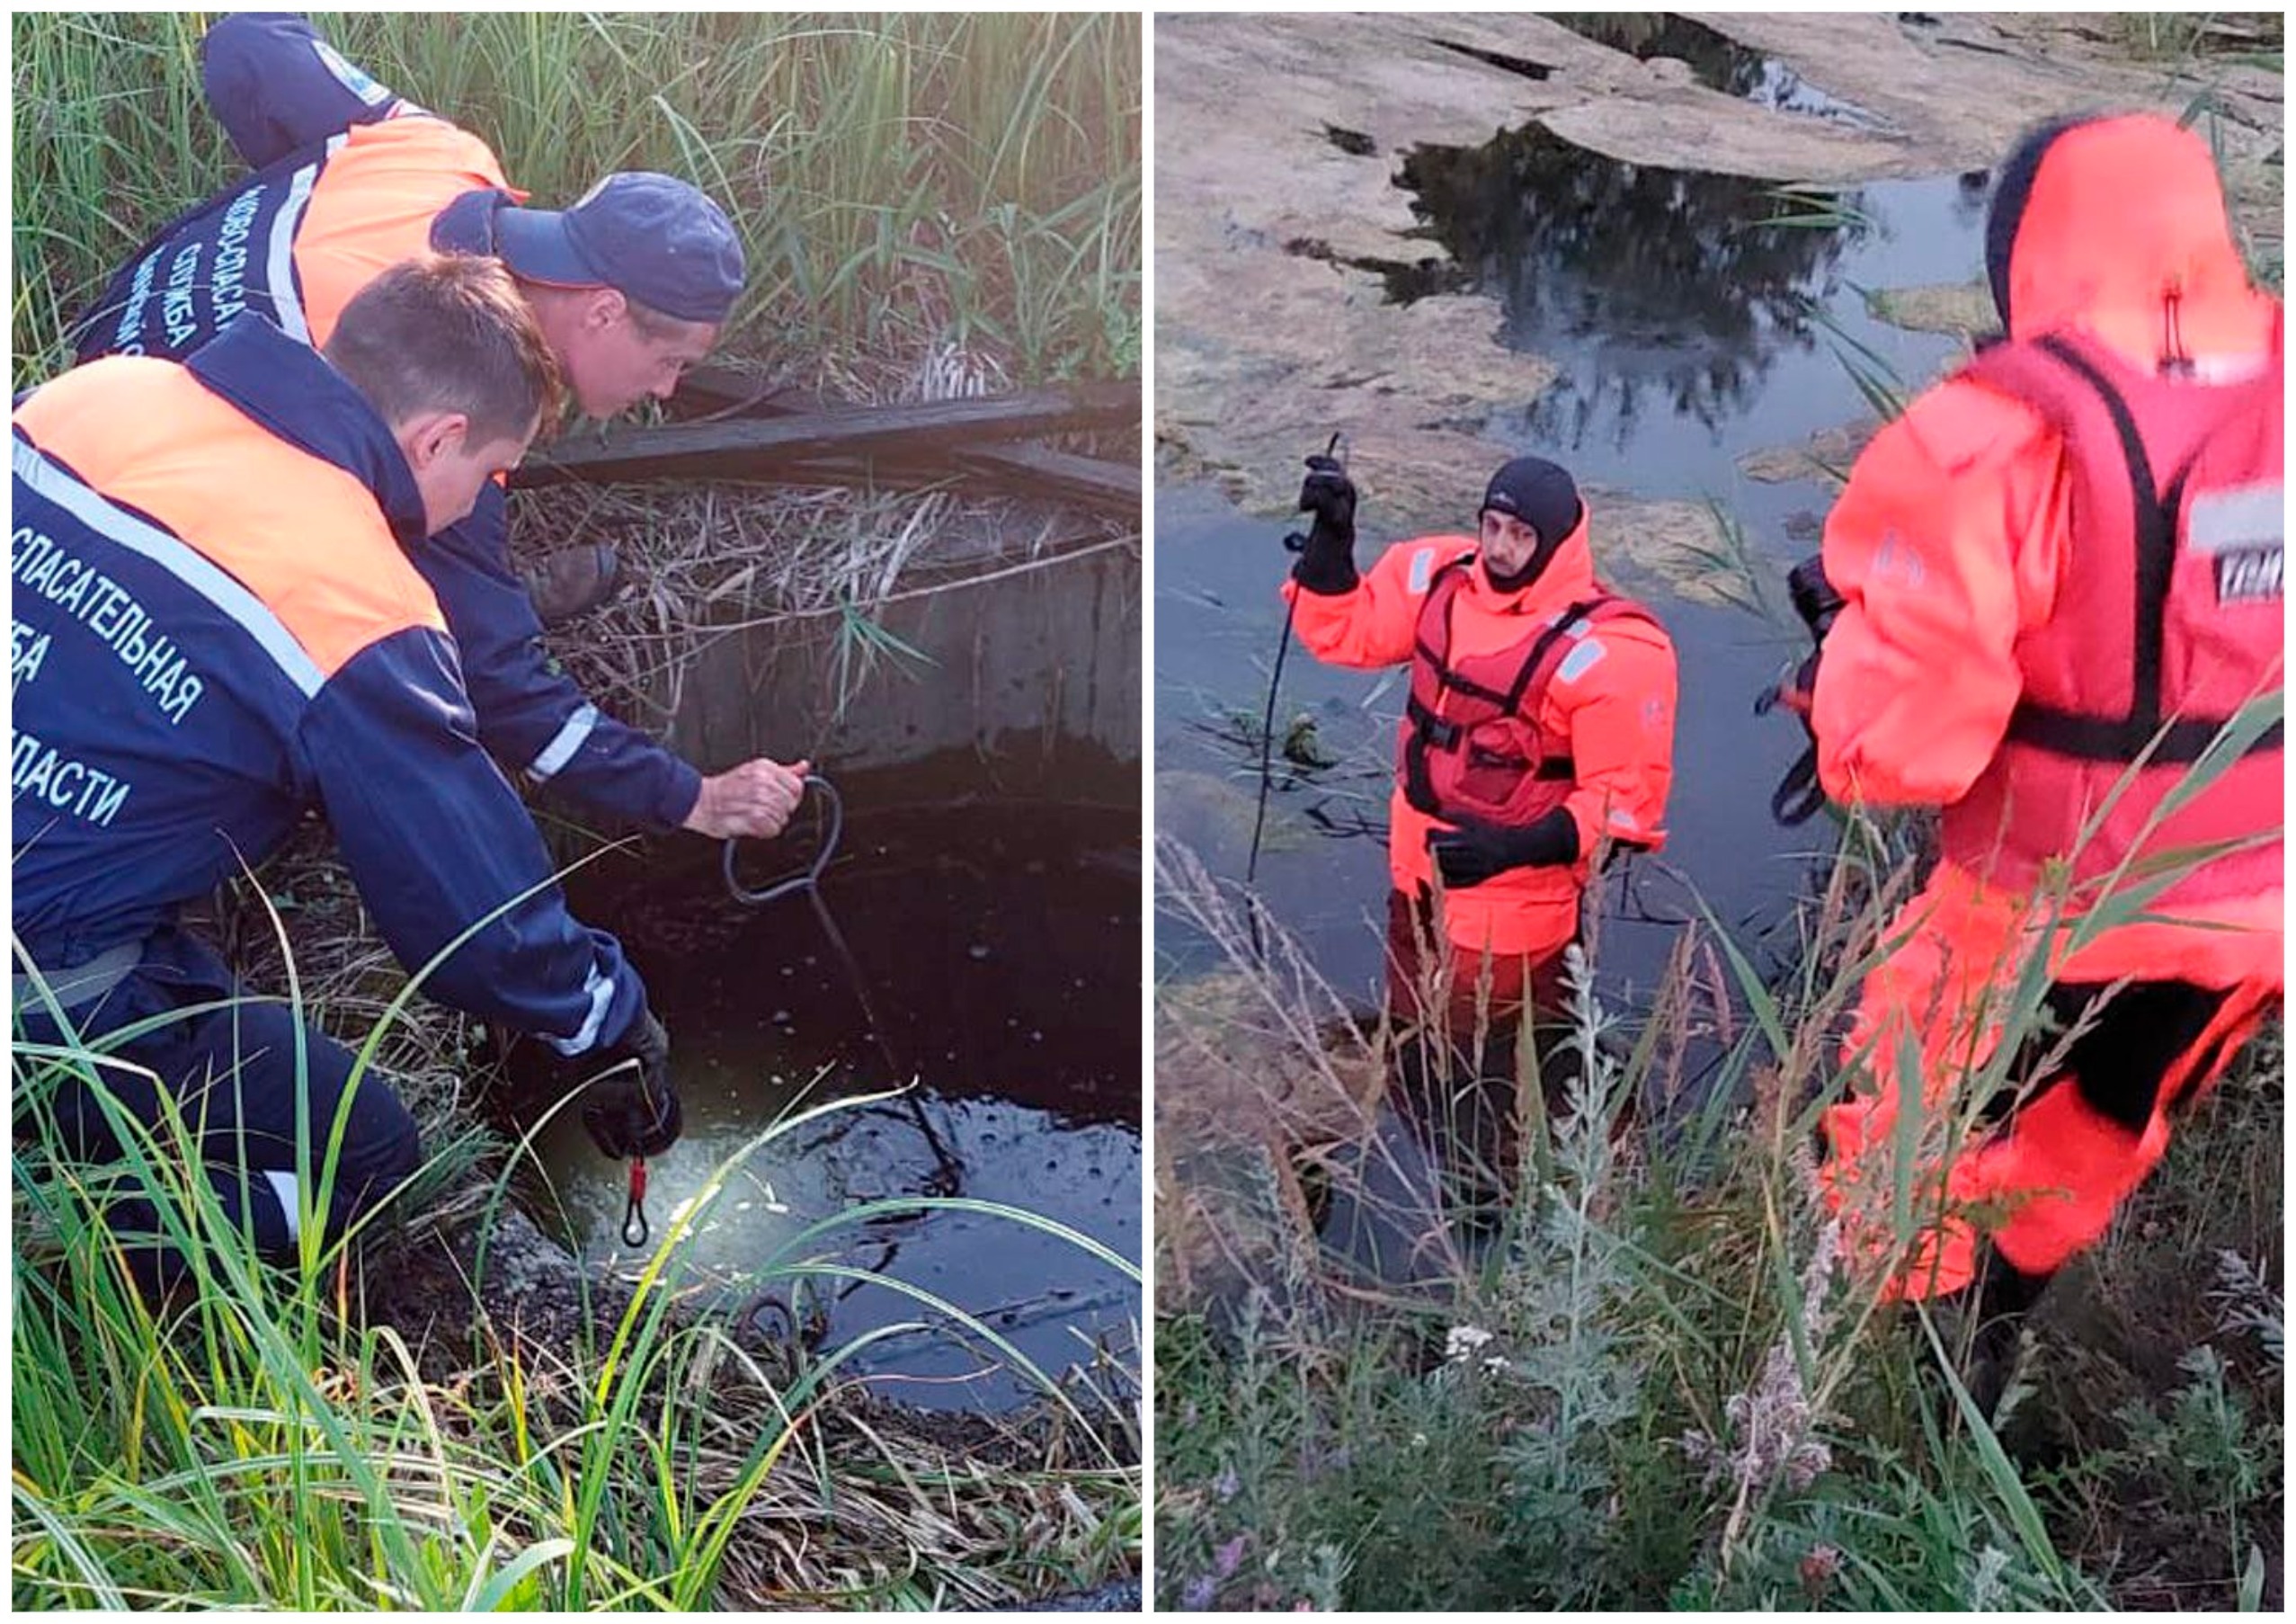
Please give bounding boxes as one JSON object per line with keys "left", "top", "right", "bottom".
{"left": 1983, "top": 112, "right": 2106, "bottom": 333}
{"left": 1479, "top": 455, "right": 1582, "bottom": 592}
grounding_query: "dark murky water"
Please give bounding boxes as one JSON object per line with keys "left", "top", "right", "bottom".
{"left": 1299, "top": 128, "right": 1989, "bottom": 494}
{"left": 507, "top": 772, "right": 1139, "bottom": 1413}
{"left": 1544, "top": 12, "right": 1894, "bottom": 129}
{"left": 1161, "top": 163, "right": 1985, "bottom": 1014}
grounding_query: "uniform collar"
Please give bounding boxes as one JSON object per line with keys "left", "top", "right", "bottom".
{"left": 184, "top": 315, "right": 429, "bottom": 546}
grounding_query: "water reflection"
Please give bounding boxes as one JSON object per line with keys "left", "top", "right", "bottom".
{"left": 1386, "top": 123, "right": 1869, "bottom": 452}
{"left": 1544, "top": 12, "right": 1892, "bottom": 129}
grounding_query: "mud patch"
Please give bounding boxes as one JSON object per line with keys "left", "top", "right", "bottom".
{"left": 1864, "top": 277, "right": 1998, "bottom": 340}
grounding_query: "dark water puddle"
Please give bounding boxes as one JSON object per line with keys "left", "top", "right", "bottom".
{"left": 503, "top": 770, "right": 1139, "bottom": 1413}
{"left": 1544, "top": 12, "right": 1892, "bottom": 130}
{"left": 1288, "top": 129, "right": 1988, "bottom": 486}
{"left": 1341, "top": 121, "right": 1989, "bottom": 500}
{"left": 1390, "top": 123, "right": 1860, "bottom": 410}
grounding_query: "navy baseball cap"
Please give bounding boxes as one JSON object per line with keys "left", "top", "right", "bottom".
{"left": 494, "top": 173, "right": 745, "bottom": 326}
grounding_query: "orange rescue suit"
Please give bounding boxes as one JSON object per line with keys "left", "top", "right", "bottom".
{"left": 1810, "top": 113, "right": 2284, "bottom": 1298}
{"left": 1286, "top": 509, "right": 1678, "bottom": 967}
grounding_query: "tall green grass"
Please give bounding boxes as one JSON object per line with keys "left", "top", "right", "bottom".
{"left": 11, "top": 12, "right": 1140, "bottom": 388}
{"left": 13, "top": 985, "right": 1140, "bottom": 1608}
{"left": 14, "top": 854, "right": 1138, "bottom": 1610}
{"left": 1153, "top": 700, "right": 2283, "bottom": 1610}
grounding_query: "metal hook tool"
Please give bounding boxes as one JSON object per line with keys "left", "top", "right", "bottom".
{"left": 723, "top": 776, "right": 842, "bottom": 905}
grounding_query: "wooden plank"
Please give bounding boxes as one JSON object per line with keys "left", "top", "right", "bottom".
{"left": 663, "top": 365, "right": 1139, "bottom": 513}
{"left": 955, "top": 441, "right": 1141, "bottom": 511}
{"left": 511, "top": 380, "right": 1137, "bottom": 489}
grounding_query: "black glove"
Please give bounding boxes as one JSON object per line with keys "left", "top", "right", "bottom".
{"left": 1752, "top": 556, "right": 1839, "bottom": 827}
{"left": 1767, "top": 648, "right": 1820, "bottom": 727}
{"left": 580, "top": 1009, "right": 681, "bottom": 1159}
{"left": 1291, "top": 453, "right": 1360, "bottom": 594}
{"left": 1427, "top": 808, "right": 1580, "bottom": 888}
{"left": 1785, "top": 554, "right": 1844, "bottom": 641}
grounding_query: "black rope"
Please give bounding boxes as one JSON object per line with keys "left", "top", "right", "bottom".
{"left": 723, "top": 775, "right": 963, "bottom": 1195}
{"left": 1245, "top": 432, "right": 1345, "bottom": 961}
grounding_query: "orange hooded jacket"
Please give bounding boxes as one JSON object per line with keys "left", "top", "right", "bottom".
{"left": 1811, "top": 113, "right": 2283, "bottom": 1297}
{"left": 1285, "top": 509, "right": 1678, "bottom": 962}
{"left": 1812, "top": 116, "right": 2280, "bottom": 860}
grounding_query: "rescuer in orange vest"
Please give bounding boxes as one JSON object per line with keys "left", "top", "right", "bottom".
{"left": 68, "top": 13, "right": 805, "bottom": 848}
{"left": 1284, "top": 453, "right": 1678, "bottom": 1215}
{"left": 1784, "top": 112, "right": 2283, "bottom": 1405}
{"left": 15, "top": 257, "right": 677, "bottom": 1292}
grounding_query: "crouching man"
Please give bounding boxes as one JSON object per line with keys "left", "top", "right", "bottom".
{"left": 13, "top": 255, "right": 680, "bottom": 1293}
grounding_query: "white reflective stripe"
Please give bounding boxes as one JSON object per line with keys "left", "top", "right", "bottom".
{"left": 264, "top": 137, "right": 343, "bottom": 345}
{"left": 1555, "top": 638, "right": 1607, "bottom": 684}
{"left": 1408, "top": 548, "right": 1437, "bottom": 594}
{"left": 262, "top": 1168, "right": 303, "bottom": 1241}
{"left": 542, "top": 964, "right": 618, "bottom": 1057}
{"left": 2188, "top": 482, "right": 2283, "bottom": 554}
{"left": 526, "top": 703, "right": 601, "bottom": 781}
{"left": 1607, "top": 808, "right": 1640, "bottom": 831}
{"left": 13, "top": 439, "right": 325, "bottom": 696}
{"left": 312, "top": 40, "right": 393, "bottom": 108}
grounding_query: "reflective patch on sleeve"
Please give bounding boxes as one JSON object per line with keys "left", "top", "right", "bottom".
{"left": 1607, "top": 808, "right": 1640, "bottom": 832}
{"left": 312, "top": 40, "right": 395, "bottom": 107}
{"left": 262, "top": 1168, "right": 303, "bottom": 1241}
{"left": 2189, "top": 482, "right": 2283, "bottom": 554}
{"left": 542, "top": 963, "right": 618, "bottom": 1056}
{"left": 1555, "top": 638, "right": 1607, "bottom": 684}
{"left": 526, "top": 702, "right": 601, "bottom": 781}
{"left": 1408, "top": 548, "right": 1436, "bottom": 594}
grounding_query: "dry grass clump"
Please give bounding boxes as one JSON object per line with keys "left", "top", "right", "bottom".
{"left": 505, "top": 476, "right": 1135, "bottom": 738}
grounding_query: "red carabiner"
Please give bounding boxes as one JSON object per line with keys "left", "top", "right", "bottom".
{"left": 622, "top": 1155, "right": 650, "bottom": 1247}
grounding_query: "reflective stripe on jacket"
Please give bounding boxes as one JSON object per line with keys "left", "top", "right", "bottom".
{"left": 11, "top": 317, "right": 644, "bottom": 1056}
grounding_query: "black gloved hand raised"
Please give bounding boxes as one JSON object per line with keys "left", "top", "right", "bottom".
{"left": 580, "top": 1008, "right": 682, "bottom": 1159}
{"left": 1427, "top": 808, "right": 1580, "bottom": 888}
{"left": 1290, "top": 453, "right": 1360, "bottom": 594}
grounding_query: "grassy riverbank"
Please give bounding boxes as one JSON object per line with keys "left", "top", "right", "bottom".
{"left": 1153, "top": 797, "right": 2283, "bottom": 1611}
{"left": 12, "top": 11, "right": 1142, "bottom": 1610}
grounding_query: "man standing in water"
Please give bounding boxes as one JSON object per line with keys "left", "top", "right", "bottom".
{"left": 1283, "top": 452, "right": 1679, "bottom": 1219}
{"left": 13, "top": 256, "right": 680, "bottom": 1292}
{"left": 67, "top": 11, "right": 807, "bottom": 848}
{"left": 1789, "top": 112, "right": 2283, "bottom": 1407}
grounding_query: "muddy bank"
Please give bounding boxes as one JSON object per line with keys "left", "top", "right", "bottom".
{"left": 1156, "top": 11, "right": 2283, "bottom": 562}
